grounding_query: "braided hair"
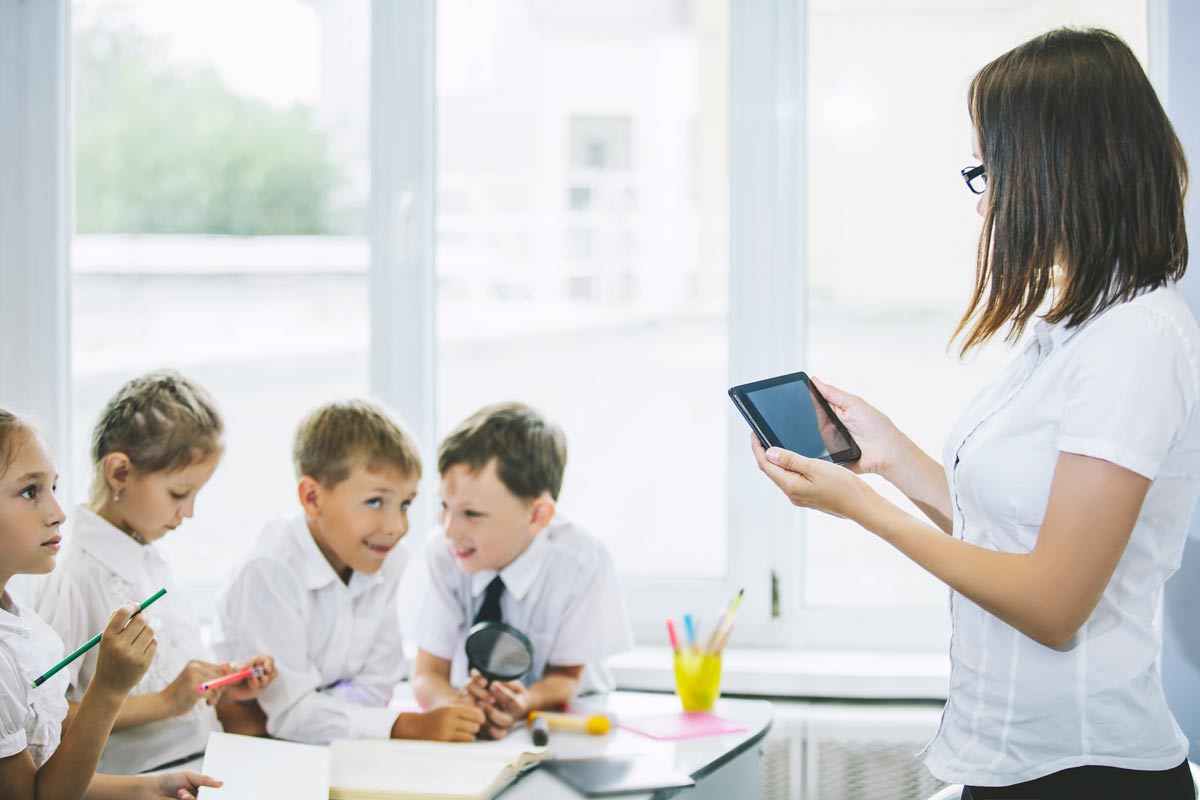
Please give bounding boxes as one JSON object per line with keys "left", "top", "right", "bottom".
{"left": 90, "top": 371, "right": 224, "bottom": 504}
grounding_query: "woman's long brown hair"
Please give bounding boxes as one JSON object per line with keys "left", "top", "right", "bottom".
{"left": 955, "top": 28, "right": 1188, "bottom": 355}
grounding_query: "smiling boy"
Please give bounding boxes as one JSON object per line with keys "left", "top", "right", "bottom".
{"left": 411, "top": 402, "right": 632, "bottom": 738}
{"left": 213, "top": 400, "right": 484, "bottom": 744}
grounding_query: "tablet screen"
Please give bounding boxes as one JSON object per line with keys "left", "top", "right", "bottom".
{"left": 739, "top": 375, "right": 853, "bottom": 460}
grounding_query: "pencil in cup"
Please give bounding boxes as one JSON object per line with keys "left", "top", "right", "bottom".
{"left": 32, "top": 588, "right": 167, "bottom": 689}
{"left": 702, "top": 587, "right": 743, "bottom": 654}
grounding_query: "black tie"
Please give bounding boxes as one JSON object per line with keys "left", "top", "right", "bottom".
{"left": 474, "top": 576, "right": 505, "bottom": 625}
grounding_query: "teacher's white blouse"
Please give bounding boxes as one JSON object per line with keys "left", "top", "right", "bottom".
{"left": 919, "top": 285, "right": 1200, "bottom": 785}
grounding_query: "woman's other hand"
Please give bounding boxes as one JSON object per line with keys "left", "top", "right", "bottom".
{"left": 810, "top": 376, "right": 908, "bottom": 479}
{"left": 751, "top": 432, "right": 880, "bottom": 521}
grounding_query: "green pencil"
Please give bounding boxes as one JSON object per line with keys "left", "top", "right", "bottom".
{"left": 31, "top": 588, "right": 167, "bottom": 689}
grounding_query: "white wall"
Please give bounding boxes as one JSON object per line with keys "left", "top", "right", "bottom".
{"left": 1161, "top": 0, "right": 1200, "bottom": 765}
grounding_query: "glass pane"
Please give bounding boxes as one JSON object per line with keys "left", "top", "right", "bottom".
{"left": 436, "top": 0, "right": 731, "bottom": 578}
{"left": 805, "top": 1, "right": 1149, "bottom": 610}
{"left": 71, "top": 0, "right": 370, "bottom": 605}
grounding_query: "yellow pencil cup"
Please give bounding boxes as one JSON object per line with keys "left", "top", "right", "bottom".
{"left": 673, "top": 649, "right": 722, "bottom": 712}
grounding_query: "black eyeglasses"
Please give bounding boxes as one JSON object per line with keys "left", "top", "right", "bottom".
{"left": 961, "top": 164, "right": 987, "bottom": 195}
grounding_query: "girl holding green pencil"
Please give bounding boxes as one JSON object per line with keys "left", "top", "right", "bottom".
{"left": 0, "top": 408, "right": 221, "bottom": 799}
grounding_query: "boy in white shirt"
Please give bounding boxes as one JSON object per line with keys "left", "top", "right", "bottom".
{"left": 213, "top": 400, "right": 485, "bottom": 744}
{"left": 411, "top": 402, "right": 633, "bottom": 738}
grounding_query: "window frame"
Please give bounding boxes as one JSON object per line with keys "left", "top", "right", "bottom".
{"left": 0, "top": 0, "right": 72, "bottom": 602}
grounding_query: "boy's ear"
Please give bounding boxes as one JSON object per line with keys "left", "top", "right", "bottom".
{"left": 104, "top": 452, "right": 132, "bottom": 490}
{"left": 297, "top": 476, "right": 323, "bottom": 518}
{"left": 528, "top": 494, "right": 556, "bottom": 536}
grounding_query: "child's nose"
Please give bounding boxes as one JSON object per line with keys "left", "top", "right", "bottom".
{"left": 46, "top": 494, "right": 66, "bottom": 527}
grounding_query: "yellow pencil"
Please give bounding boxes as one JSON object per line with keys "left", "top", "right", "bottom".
{"left": 704, "top": 587, "right": 744, "bottom": 654}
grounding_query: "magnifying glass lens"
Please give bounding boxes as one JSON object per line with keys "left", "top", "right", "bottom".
{"left": 465, "top": 622, "right": 534, "bottom": 683}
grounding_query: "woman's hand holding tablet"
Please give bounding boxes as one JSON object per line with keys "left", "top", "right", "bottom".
{"left": 728, "top": 371, "right": 861, "bottom": 464}
{"left": 731, "top": 371, "right": 883, "bottom": 520}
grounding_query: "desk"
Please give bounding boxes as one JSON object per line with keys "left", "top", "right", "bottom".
{"left": 163, "top": 691, "right": 772, "bottom": 798}
{"left": 498, "top": 691, "right": 773, "bottom": 800}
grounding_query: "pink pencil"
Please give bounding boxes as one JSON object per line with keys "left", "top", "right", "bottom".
{"left": 198, "top": 666, "right": 260, "bottom": 693}
{"left": 665, "top": 617, "right": 681, "bottom": 652}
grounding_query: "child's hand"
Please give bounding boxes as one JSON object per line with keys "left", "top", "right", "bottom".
{"left": 219, "top": 655, "right": 276, "bottom": 702}
{"left": 139, "top": 771, "right": 223, "bottom": 800}
{"left": 393, "top": 702, "right": 485, "bottom": 742}
{"left": 93, "top": 602, "right": 158, "bottom": 695}
{"left": 162, "top": 660, "right": 228, "bottom": 715}
{"left": 462, "top": 669, "right": 492, "bottom": 705}
{"left": 478, "top": 680, "right": 531, "bottom": 732}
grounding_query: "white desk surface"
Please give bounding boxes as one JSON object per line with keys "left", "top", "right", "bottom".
{"left": 497, "top": 691, "right": 774, "bottom": 799}
{"left": 157, "top": 691, "right": 773, "bottom": 799}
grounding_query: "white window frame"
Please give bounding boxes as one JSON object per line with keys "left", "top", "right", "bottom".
{"left": 377, "top": 0, "right": 796, "bottom": 647}
{"left": 0, "top": 0, "right": 71, "bottom": 602}
{"left": 2, "top": 0, "right": 1189, "bottom": 657}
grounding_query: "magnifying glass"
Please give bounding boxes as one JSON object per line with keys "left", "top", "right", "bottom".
{"left": 464, "top": 621, "right": 534, "bottom": 684}
{"left": 465, "top": 622, "right": 546, "bottom": 744}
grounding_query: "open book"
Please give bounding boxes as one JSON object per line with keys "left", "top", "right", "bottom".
{"left": 329, "top": 738, "right": 550, "bottom": 800}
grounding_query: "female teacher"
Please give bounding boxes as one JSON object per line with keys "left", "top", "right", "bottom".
{"left": 752, "top": 28, "right": 1198, "bottom": 800}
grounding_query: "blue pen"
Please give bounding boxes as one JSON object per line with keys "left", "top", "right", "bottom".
{"left": 683, "top": 614, "right": 696, "bottom": 648}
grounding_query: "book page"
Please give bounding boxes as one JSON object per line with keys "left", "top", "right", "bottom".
{"left": 329, "top": 739, "right": 548, "bottom": 800}
{"left": 199, "top": 731, "right": 329, "bottom": 800}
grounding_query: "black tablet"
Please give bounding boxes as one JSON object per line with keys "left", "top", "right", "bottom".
{"left": 728, "top": 371, "right": 861, "bottom": 464}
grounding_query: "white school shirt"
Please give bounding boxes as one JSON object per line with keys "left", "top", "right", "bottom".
{"left": 918, "top": 286, "right": 1200, "bottom": 786}
{"left": 212, "top": 514, "right": 407, "bottom": 744}
{"left": 0, "top": 592, "right": 69, "bottom": 769}
{"left": 417, "top": 516, "right": 634, "bottom": 694}
{"left": 34, "top": 505, "right": 220, "bottom": 774}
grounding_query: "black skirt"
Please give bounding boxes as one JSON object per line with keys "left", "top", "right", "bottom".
{"left": 962, "top": 758, "right": 1195, "bottom": 800}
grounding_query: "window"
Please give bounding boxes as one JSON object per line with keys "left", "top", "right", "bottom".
{"left": 436, "top": 0, "right": 731, "bottom": 585}
{"left": 57, "top": 0, "right": 1155, "bottom": 655}
{"left": 71, "top": 0, "right": 371, "bottom": 612}
{"left": 799, "top": 0, "right": 1149, "bottom": 648}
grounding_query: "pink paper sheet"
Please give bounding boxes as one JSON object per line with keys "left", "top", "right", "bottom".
{"left": 619, "top": 711, "right": 748, "bottom": 740}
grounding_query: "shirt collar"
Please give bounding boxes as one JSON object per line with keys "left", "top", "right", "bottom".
{"left": 288, "top": 514, "right": 384, "bottom": 595}
{"left": 1032, "top": 316, "right": 1088, "bottom": 358}
{"left": 72, "top": 504, "right": 161, "bottom": 584}
{"left": 469, "top": 525, "right": 552, "bottom": 602}
{"left": 1032, "top": 283, "right": 1164, "bottom": 356}
{"left": 0, "top": 591, "right": 30, "bottom": 636}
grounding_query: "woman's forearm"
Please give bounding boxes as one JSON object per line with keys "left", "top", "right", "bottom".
{"left": 865, "top": 451, "right": 1148, "bottom": 649}
{"left": 881, "top": 436, "right": 954, "bottom": 534}
{"left": 858, "top": 497, "right": 1073, "bottom": 647}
